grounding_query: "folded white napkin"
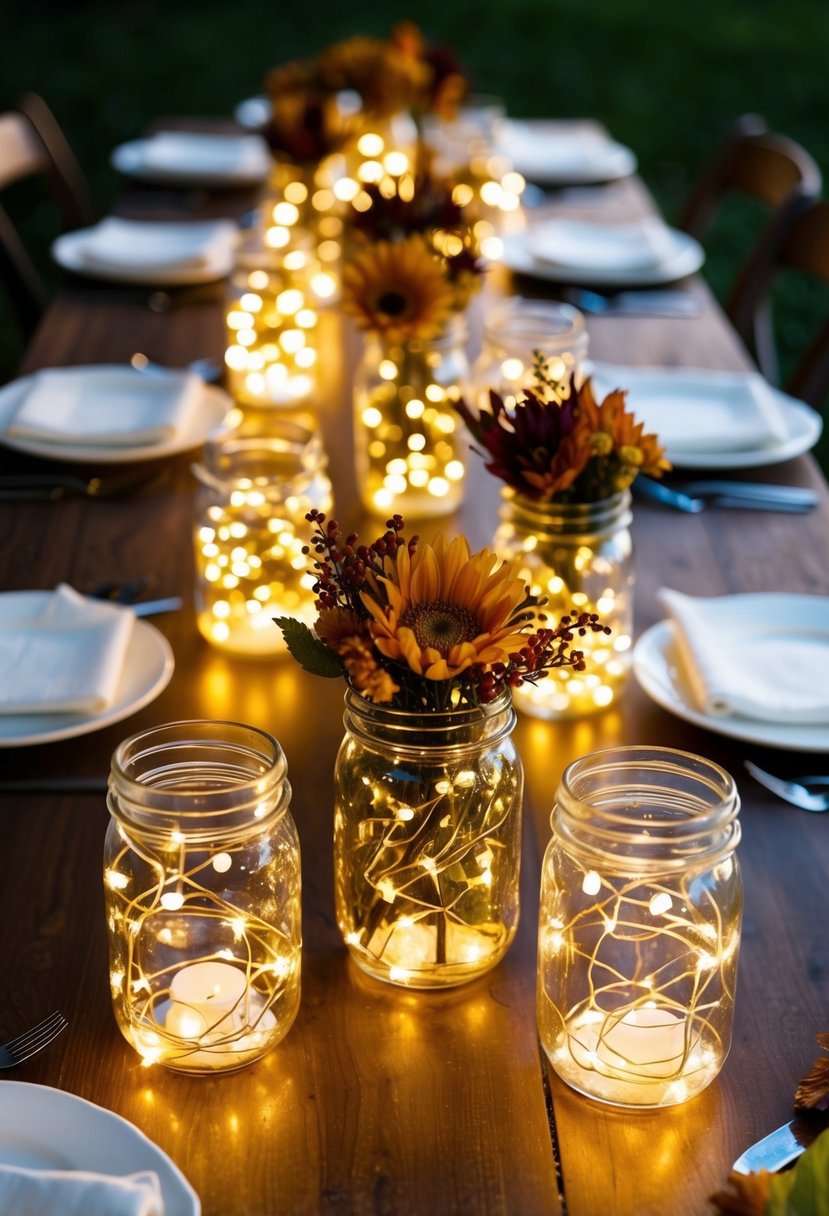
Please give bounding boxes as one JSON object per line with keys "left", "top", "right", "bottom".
{"left": 0, "top": 1164, "right": 163, "bottom": 1216}
{"left": 659, "top": 588, "right": 829, "bottom": 723}
{"left": 139, "top": 131, "right": 270, "bottom": 180}
{"left": 6, "top": 366, "right": 201, "bottom": 448}
{"left": 498, "top": 122, "right": 611, "bottom": 176}
{"left": 0, "top": 585, "right": 135, "bottom": 715}
{"left": 589, "top": 364, "right": 789, "bottom": 454}
{"left": 75, "top": 218, "right": 238, "bottom": 274}
{"left": 528, "top": 217, "right": 676, "bottom": 272}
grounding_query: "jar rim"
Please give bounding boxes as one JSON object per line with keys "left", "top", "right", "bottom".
{"left": 109, "top": 719, "right": 291, "bottom": 840}
{"left": 342, "top": 686, "right": 516, "bottom": 754}
{"left": 551, "top": 745, "right": 740, "bottom": 872}
{"left": 482, "top": 298, "right": 588, "bottom": 346}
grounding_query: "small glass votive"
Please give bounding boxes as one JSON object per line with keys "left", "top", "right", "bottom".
{"left": 472, "top": 298, "right": 589, "bottom": 407}
{"left": 538, "top": 747, "right": 742, "bottom": 1108}
{"left": 104, "top": 720, "right": 302, "bottom": 1074}
{"left": 192, "top": 421, "right": 333, "bottom": 656}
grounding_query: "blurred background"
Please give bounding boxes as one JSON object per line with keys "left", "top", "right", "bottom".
{"left": 4, "top": 0, "right": 829, "bottom": 461}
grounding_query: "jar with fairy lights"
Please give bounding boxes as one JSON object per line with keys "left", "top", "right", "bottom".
{"left": 192, "top": 423, "right": 333, "bottom": 657}
{"left": 538, "top": 746, "right": 742, "bottom": 1108}
{"left": 104, "top": 720, "right": 302, "bottom": 1074}
{"left": 472, "top": 299, "right": 590, "bottom": 409}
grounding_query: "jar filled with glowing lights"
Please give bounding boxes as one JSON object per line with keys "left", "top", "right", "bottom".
{"left": 538, "top": 746, "right": 742, "bottom": 1108}
{"left": 353, "top": 317, "right": 469, "bottom": 518}
{"left": 493, "top": 490, "right": 633, "bottom": 718}
{"left": 192, "top": 423, "right": 333, "bottom": 656}
{"left": 104, "top": 720, "right": 302, "bottom": 1074}
{"left": 473, "top": 299, "right": 589, "bottom": 408}
{"left": 334, "top": 689, "right": 523, "bottom": 989}
{"left": 259, "top": 159, "right": 343, "bottom": 306}
{"left": 224, "top": 234, "right": 322, "bottom": 409}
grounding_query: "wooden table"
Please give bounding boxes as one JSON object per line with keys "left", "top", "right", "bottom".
{"left": 1, "top": 157, "right": 828, "bottom": 1216}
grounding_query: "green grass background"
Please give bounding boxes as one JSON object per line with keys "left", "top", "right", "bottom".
{"left": 4, "top": 0, "right": 828, "bottom": 463}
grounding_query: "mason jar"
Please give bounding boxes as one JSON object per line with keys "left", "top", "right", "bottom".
{"left": 353, "top": 316, "right": 469, "bottom": 518}
{"left": 472, "top": 299, "right": 589, "bottom": 407}
{"left": 493, "top": 490, "right": 633, "bottom": 718}
{"left": 192, "top": 421, "right": 333, "bottom": 657}
{"left": 538, "top": 746, "right": 742, "bottom": 1108}
{"left": 104, "top": 720, "right": 302, "bottom": 1074}
{"left": 334, "top": 689, "right": 523, "bottom": 988}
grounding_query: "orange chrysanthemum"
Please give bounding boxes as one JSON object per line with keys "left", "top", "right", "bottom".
{"left": 317, "top": 35, "right": 427, "bottom": 117}
{"left": 342, "top": 236, "right": 456, "bottom": 344}
{"left": 575, "top": 380, "right": 670, "bottom": 485}
{"left": 362, "top": 533, "right": 530, "bottom": 681}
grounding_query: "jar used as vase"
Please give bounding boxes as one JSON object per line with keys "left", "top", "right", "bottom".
{"left": 192, "top": 422, "right": 333, "bottom": 657}
{"left": 259, "top": 158, "right": 342, "bottom": 305}
{"left": 538, "top": 746, "right": 742, "bottom": 1108}
{"left": 353, "top": 317, "right": 469, "bottom": 518}
{"left": 492, "top": 490, "right": 633, "bottom": 718}
{"left": 472, "top": 299, "right": 589, "bottom": 408}
{"left": 224, "top": 232, "right": 321, "bottom": 408}
{"left": 334, "top": 689, "right": 523, "bottom": 988}
{"left": 104, "top": 720, "right": 302, "bottom": 1074}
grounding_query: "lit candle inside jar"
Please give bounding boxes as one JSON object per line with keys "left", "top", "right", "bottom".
{"left": 595, "top": 1007, "right": 687, "bottom": 1078}
{"left": 165, "top": 961, "right": 248, "bottom": 1042}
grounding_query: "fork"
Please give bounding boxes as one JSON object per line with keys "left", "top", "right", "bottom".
{"left": 561, "top": 287, "right": 701, "bottom": 318}
{"left": 0, "top": 1010, "right": 68, "bottom": 1068}
{"left": 744, "top": 761, "right": 829, "bottom": 812}
{"left": 634, "top": 476, "right": 817, "bottom": 514}
{"left": 0, "top": 468, "right": 163, "bottom": 501}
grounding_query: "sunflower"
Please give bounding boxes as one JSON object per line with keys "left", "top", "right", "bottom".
{"left": 362, "top": 533, "right": 530, "bottom": 681}
{"left": 342, "top": 236, "right": 455, "bottom": 344}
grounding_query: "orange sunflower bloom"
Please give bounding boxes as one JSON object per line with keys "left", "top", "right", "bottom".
{"left": 342, "top": 236, "right": 455, "bottom": 344}
{"left": 362, "top": 533, "right": 530, "bottom": 681}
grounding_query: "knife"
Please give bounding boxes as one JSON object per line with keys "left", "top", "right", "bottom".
{"left": 130, "top": 597, "right": 183, "bottom": 617}
{"left": 678, "top": 480, "right": 819, "bottom": 508}
{"left": 733, "top": 1121, "right": 805, "bottom": 1174}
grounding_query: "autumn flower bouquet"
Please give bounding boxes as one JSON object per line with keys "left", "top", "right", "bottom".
{"left": 456, "top": 356, "right": 669, "bottom": 719}
{"left": 277, "top": 511, "right": 607, "bottom": 988}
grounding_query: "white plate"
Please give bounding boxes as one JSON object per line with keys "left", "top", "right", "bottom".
{"left": 0, "top": 368, "right": 232, "bottom": 464}
{"left": 633, "top": 614, "right": 829, "bottom": 753}
{"left": 496, "top": 120, "right": 637, "bottom": 185}
{"left": 0, "top": 1081, "right": 199, "bottom": 1215}
{"left": 0, "top": 592, "right": 174, "bottom": 747}
{"left": 111, "top": 135, "right": 270, "bottom": 187}
{"left": 589, "top": 361, "right": 823, "bottom": 468}
{"left": 500, "top": 226, "right": 704, "bottom": 286}
{"left": 52, "top": 226, "right": 236, "bottom": 287}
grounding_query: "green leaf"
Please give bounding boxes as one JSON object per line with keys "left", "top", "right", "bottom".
{"left": 767, "top": 1129, "right": 829, "bottom": 1216}
{"left": 273, "top": 617, "right": 343, "bottom": 679}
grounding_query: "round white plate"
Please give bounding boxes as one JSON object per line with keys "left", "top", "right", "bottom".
{"left": 496, "top": 121, "right": 637, "bottom": 185}
{"left": 0, "top": 1081, "right": 199, "bottom": 1215}
{"left": 633, "top": 618, "right": 829, "bottom": 753}
{"left": 111, "top": 139, "right": 269, "bottom": 187}
{"left": 589, "top": 362, "right": 823, "bottom": 469}
{"left": 0, "top": 591, "right": 174, "bottom": 748}
{"left": 0, "top": 369, "right": 232, "bottom": 464}
{"left": 500, "top": 227, "right": 704, "bottom": 287}
{"left": 52, "top": 229, "right": 233, "bottom": 287}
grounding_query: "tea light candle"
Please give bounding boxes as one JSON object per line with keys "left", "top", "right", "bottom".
{"left": 166, "top": 961, "right": 247, "bottom": 1041}
{"left": 595, "top": 1007, "right": 687, "bottom": 1078}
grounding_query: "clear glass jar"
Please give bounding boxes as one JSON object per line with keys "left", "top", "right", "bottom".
{"left": 104, "top": 720, "right": 302, "bottom": 1074}
{"left": 493, "top": 490, "right": 633, "bottom": 718}
{"left": 353, "top": 317, "right": 469, "bottom": 518}
{"left": 334, "top": 689, "right": 523, "bottom": 988}
{"left": 192, "top": 422, "right": 332, "bottom": 657}
{"left": 538, "top": 746, "right": 742, "bottom": 1108}
{"left": 259, "top": 159, "right": 342, "bottom": 306}
{"left": 224, "top": 232, "right": 321, "bottom": 408}
{"left": 472, "top": 299, "right": 589, "bottom": 407}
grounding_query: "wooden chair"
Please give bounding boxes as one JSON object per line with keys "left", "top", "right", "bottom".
{"left": 679, "top": 113, "right": 823, "bottom": 243}
{"left": 0, "top": 93, "right": 94, "bottom": 339}
{"left": 727, "top": 194, "right": 829, "bottom": 411}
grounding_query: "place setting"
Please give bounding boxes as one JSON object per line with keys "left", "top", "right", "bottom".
{"left": 111, "top": 128, "right": 271, "bottom": 188}
{"left": 633, "top": 588, "right": 829, "bottom": 752}
{"left": 499, "top": 211, "right": 705, "bottom": 286}
{"left": 492, "top": 118, "right": 638, "bottom": 186}
{"left": 0, "top": 363, "right": 233, "bottom": 465}
{"left": 52, "top": 216, "right": 240, "bottom": 286}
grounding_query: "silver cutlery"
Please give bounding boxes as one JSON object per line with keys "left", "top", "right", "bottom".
{"left": 733, "top": 1120, "right": 808, "bottom": 1174}
{"left": 744, "top": 761, "right": 829, "bottom": 812}
{"left": 131, "top": 596, "right": 183, "bottom": 616}
{"left": 561, "top": 287, "right": 702, "bottom": 318}
{"left": 635, "top": 476, "right": 817, "bottom": 514}
{"left": 0, "top": 777, "right": 109, "bottom": 794}
{"left": 677, "top": 480, "right": 819, "bottom": 508}
{"left": 88, "top": 579, "right": 182, "bottom": 616}
{"left": 130, "top": 351, "right": 222, "bottom": 383}
{"left": 0, "top": 468, "right": 164, "bottom": 501}
{"left": 0, "top": 1010, "right": 67, "bottom": 1068}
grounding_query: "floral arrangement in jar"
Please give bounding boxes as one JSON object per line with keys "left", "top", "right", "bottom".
{"left": 276, "top": 511, "right": 606, "bottom": 988}
{"left": 341, "top": 169, "right": 484, "bottom": 518}
{"left": 456, "top": 359, "right": 670, "bottom": 718}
